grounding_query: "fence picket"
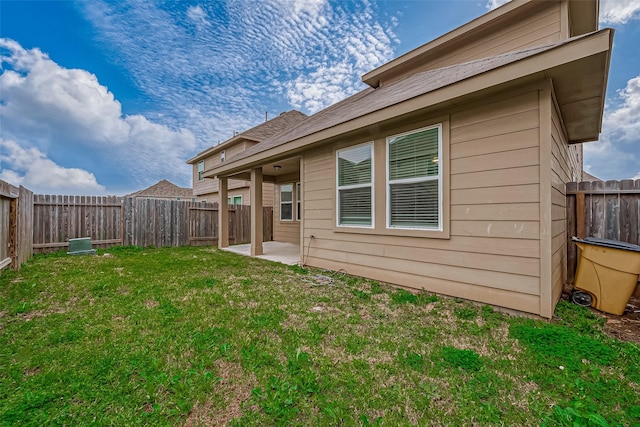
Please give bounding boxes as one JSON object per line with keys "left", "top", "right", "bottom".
{"left": 23, "top": 195, "right": 272, "bottom": 253}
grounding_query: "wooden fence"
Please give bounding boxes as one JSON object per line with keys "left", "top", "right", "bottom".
{"left": 566, "top": 179, "right": 640, "bottom": 285}
{"left": 32, "top": 195, "right": 273, "bottom": 253}
{"left": 0, "top": 180, "right": 34, "bottom": 271}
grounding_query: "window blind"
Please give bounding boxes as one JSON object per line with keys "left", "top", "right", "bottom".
{"left": 339, "top": 187, "right": 372, "bottom": 225}
{"left": 280, "top": 184, "right": 293, "bottom": 221}
{"left": 388, "top": 128, "right": 439, "bottom": 180}
{"left": 387, "top": 126, "right": 441, "bottom": 229}
{"left": 337, "top": 143, "right": 373, "bottom": 227}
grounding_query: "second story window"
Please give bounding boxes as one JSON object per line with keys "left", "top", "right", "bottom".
{"left": 197, "top": 161, "right": 204, "bottom": 181}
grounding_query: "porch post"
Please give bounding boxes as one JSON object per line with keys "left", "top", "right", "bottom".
{"left": 218, "top": 177, "right": 229, "bottom": 248}
{"left": 250, "top": 168, "right": 263, "bottom": 256}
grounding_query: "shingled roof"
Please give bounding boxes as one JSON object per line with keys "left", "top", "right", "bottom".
{"left": 241, "top": 110, "right": 308, "bottom": 141}
{"left": 127, "top": 180, "right": 193, "bottom": 199}
{"left": 207, "top": 29, "right": 612, "bottom": 177}
{"left": 186, "top": 110, "right": 308, "bottom": 164}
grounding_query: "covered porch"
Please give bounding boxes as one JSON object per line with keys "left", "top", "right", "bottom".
{"left": 221, "top": 241, "right": 300, "bottom": 265}
{"left": 215, "top": 156, "right": 302, "bottom": 262}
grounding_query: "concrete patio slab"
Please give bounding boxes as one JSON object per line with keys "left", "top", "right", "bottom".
{"left": 221, "top": 241, "right": 300, "bottom": 265}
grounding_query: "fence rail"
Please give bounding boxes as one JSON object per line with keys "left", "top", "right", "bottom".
{"left": 31, "top": 196, "right": 273, "bottom": 253}
{"left": 566, "top": 179, "right": 640, "bottom": 286}
{"left": 33, "top": 195, "right": 123, "bottom": 251}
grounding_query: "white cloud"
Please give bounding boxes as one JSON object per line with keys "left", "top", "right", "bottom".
{"left": 486, "top": 0, "right": 640, "bottom": 24}
{"left": 78, "top": 0, "right": 397, "bottom": 138}
{"left": 600, "top": 0, "right": 640, "bottom": 24}
{"left": 187, "top": 5, "right": 209, "bottom": 26}
{"left": 584, "top": 75, "right": 640, "bottom": 180}
{"left": 485, "top": 0, "right": 510, "bottom": 10}
{"left": 604, "top": 76, "right": 640, "bottom": 144}
{"left": 0, "top": 38, "right": 196, "bottom": 193}
{"left": 0, "top": 139, "right": 106, "bottom": 195}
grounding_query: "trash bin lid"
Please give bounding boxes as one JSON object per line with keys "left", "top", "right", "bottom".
{"left": 572, "top": 237, "right": 640, "bottom": 252}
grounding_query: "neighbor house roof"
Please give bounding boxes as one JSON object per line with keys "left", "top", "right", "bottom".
{"left": 205, "top": 28, "right": 613, "bottom": 178}
{"left": 127, "top": 180, "right": 193, "bottom": 198}
{"left": 186, "top": 110, "right": 308, "bottom": 164}
{"left": 362, "top": 0, "right": 599, "bottom": 88}
{"left": 582, "top": 171, "right": 603, "bottom": 182}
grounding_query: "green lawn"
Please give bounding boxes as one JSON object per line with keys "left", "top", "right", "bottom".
{"left": 1, "top": 246, "right": 638, "bottom": 426}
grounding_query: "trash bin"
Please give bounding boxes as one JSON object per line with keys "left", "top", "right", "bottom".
{"left": 572, "top": 237, "right": 640, "bottom": 315}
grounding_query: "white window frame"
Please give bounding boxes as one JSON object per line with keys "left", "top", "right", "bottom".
{"left": 336, "top": 142, "right": 374, "bottom": 228}
{"left": 386, "top": 124, "right": 442, "bottom": 231}
{"left": 232, "top": 195, "right": 242, "bottom": 205}
{"left": 296, "top": 182, "right": 301, "bottom": 221}
{"left": 197, "top": 161, "right": 205, "bottom": 181}
{"left": 280, "top": 184, "right": 294, "bottom": 221}
{"left": 220, "top": 151, "right": 226, "bottom": 163}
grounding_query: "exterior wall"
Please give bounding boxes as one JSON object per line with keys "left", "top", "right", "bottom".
{"left": 226, "top": 183, "right": 275, "bottom": 207}
{"left": 273, "top": 182, "right": 301, "bottom": 244}
{"left": 192, "top": 140, "right": 255, "bottom": 198}
{"left": 381, "top": 2, "right": 562, "bottom": 87}
{"left": 196, "top": 182, "right": 274, "bottom": 207}
{"left": 302, "top": 88, "right": 546, "bottom": 315}
{"left": 192, "top": 159, "right": 218, "bottom": 197}
{"left": 549, "top": 93, "right": 582, "bottom": 303}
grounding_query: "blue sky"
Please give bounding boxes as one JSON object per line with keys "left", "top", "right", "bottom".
{"left": 1, "top": 0, "right": 639, "bottom": 195}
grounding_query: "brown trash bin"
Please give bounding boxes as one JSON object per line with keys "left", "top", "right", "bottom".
{"left": 572, "top": 237, "right": 640, "bottom": 315}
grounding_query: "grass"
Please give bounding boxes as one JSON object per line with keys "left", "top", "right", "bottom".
{"left": 0, "top": 246, "right": 639, "bottom": 426}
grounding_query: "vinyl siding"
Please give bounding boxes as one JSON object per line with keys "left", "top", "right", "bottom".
{"left": 549, "top": 96, "right": 581, "bottom": 303}
{"left": 195, "top": 182, "right": 274, "bottom": 206}
{"left": 192, "top": 140, "right": 257, "bottom": 199}
{"left": 226, "top": 183, "right": 274, "bottom": 207}
{"left": 381, "top": 2, "right": 562, "bottom": 87}
{"left": 302, "top": 89, "right": 543, "bottom": 315}
{"left": 273, "top": 183, "right": 300, "bottom": 244}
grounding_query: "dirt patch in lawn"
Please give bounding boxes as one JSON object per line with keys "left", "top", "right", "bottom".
{"left": 184, "top": 360, "right": 256, "bottom": 427}
{"left": 600, "top": 296, "right": 640, "bottom": 345}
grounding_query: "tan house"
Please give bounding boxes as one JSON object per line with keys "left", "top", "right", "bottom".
{"left": 205, "top": 0, "right": 612, "bottom": 318}
{"left": 186, "top": 110, "right": 307, "bottom": 205}
{"left": 127, "top": 179, "right": 194, "bottom": 201}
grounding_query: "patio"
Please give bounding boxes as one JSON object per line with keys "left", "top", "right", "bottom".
{"left": 221, "top": 241, "right": 299, "bottom": 265}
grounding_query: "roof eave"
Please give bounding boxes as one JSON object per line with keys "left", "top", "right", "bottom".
{"left": 362, "top": 0, "right": 599, "bottom": 89}
{"left": 186, "top": 135, "right": 260, "bottom": 164}
{"left": 207, "top": 29, "right": 613, "bottom": 178}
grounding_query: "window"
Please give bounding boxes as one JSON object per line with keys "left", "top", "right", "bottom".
{"left": 280, "top": 184, "right": 293, "bottom": 221}
{"left": 336, "top": 143, "right": 373, "bottom": 227}
{"left": 197, "top": 161, "right": 204, "bottom": 181}
{"left": 387, "top": 125, "right": 441, "bottom": 230}
{"left": 228, "top": 195, "right": 242, "bottom": 205}
{"left": 201, "top": 199, "right": 207, "bottom": 203}
{"left": 296, "top": 182, "right": 301, "bottom": 221}
{"left": 220, "top": 151, "right": 225, "bottom": 163}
